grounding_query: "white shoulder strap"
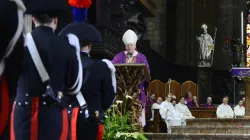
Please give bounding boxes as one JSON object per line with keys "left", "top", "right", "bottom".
{"left": 102, "top": 59, "right": 116, "bottom": 93}
{"left": 25, "top": 33, "right": 50, "bottom": 83}
{"left": 0, "top": 0, "right": 26, "bottom": 76}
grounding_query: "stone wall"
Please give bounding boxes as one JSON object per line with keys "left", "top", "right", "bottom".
{"left": 213, "top": 0, "right": 246, "bottom": 70}
{"left": 145, "top": 0, "right": 167, "bottom": 59}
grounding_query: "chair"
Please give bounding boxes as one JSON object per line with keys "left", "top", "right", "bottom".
{"left": 149, "top": 80, "right": 166, "bottom": 99}
{"left": 165, "top": 80, "right": 181, "bottom": 101}
{"left": 181, "top": 80, "right": 198, "bottom": 99}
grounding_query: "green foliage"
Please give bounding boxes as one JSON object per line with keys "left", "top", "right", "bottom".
{"left": 103, "top": 99, "right": 148, "bottom": 140}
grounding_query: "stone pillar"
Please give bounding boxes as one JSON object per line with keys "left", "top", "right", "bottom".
{"left": 198, "top": 67, "right": 212, "bottom": 103}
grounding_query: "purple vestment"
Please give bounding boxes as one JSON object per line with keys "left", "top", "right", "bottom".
{"left": 204, "top": 104, "right": 215, "bottom": 108}
{"left": 187, "top": 101, "right": 200, "bottom": 108}
{"left": 185, "top": 98, "right": 192, "bottom": 104}
{"left": 112, "top": 51, "right": 150, "bottom": 107}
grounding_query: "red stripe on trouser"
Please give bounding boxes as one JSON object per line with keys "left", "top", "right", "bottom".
{"left": 60, "top": 109, "right": 69, "bottom": 140}
{"left": 96, "top": 124, "right": 104, "bottom": 140}
{"left": 10, "top": 102, "right": 15, "bottom": 140}
{"left": 71, "top": 108, "right": 79, "bottom": 140}
{"left": 30, "top": 98, "right": 39, "bottom": 140}
{"left": 0, "top": 75, "right": 10, "bottom": 136}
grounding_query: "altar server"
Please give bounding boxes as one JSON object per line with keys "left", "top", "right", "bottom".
{"left": 234, "top": 100, "right": 245, "bottom": 117}
{"left": 216, "top": 97, "right": 234, "bottom": 118}
{"left": 10, "top": 0, "right": 81, "bottom": 139}
{"left": 150, "top": 97, "right": 162, "bottom": 121}
{"left": 0, "top": 0, "right": 26, "bottom": 139}
{"left": 59, "top": 22, "right": 116, "bottom": 140}
{"left": 175, "top": 97, "right": 195, "bottom": 125}
{"left": 160, "top": 94, "right": 182, "bottom": 133}
{"left": 112, "top": 29, "right": 150, "bottom": 127}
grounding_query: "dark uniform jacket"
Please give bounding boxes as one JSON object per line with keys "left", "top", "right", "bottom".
{"left": 69, "top": 52, "right": 115, "bottom": 112}
{"left": 12, "top": 26, "right": 80, "bottom": 140}
{"left": 21, "top": 26, "right": 79, "bottom": 97}
{"left": 81, "top": 58, "right": 115, "bottom": 113}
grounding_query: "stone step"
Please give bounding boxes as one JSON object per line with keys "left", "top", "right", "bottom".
{"left": 186, "top": 118, "right": 250, "bottom": 126}
{"left": 145, "top": 133, "right": 250, "bottom": 140}
{"left": 171, "top": 126, "right": 250, "bottom": 134}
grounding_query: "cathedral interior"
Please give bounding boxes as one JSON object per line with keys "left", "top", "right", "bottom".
{"left": 57, "top": 0, "right": 248, "bottom": 105}
{"left": 3, "top": 0, "right": 250, "bottom": 139}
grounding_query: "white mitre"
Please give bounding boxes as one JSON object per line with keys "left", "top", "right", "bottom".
{"left": 201, "top": 23, "right": 208, "bottom": 30}
{"left": 122, "top": 29, "right": 138, "bottom": 45}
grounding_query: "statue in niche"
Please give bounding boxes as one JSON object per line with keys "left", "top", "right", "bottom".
{"left": 196, "top": 24, "right": 216, "bottom": 67}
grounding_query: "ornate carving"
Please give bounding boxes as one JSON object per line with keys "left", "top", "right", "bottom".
{"left": 115, "top": 64, "right": 150, "bottom": 129}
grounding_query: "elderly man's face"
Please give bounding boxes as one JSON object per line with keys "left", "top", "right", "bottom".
{"left": 207, "top": 97, "right": 212, "bottom": 104}
{"left": 166, "top": 95, "right": 172, "bottom": 102}
{"left": 180, "top": 97, "right": 185, "bottom": 104}
{"left": 125, "top": 44, "right": 136, "bottom": 54}
{"left": 193, "top": 96, "right": 197, "bottom": 101}
{"left": 150, "top": 94, "right": 155, "bottom": 100}
{"left": 157, "top": 97, "right": 162, "bottom": 104}
{"left": 239, "top": 100, "right": 243, "bottom": 106}
{"left": 172, "top": 100, "right": 176, "bottom": 106}
{"left": 223, "top": 98, "right": 228, "bottom": 104}
{"left": 187, "top": 92, "right": 192, "bottom": 98}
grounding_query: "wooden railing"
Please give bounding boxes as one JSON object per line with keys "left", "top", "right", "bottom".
{"left": 189, "top": 107, "right": 217, "bottom": 118}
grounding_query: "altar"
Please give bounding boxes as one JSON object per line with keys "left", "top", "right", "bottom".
{"left": 231, "top": 67, "right": 250, "bottom": 116}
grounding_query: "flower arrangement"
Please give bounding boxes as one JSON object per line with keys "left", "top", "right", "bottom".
{"left": 103, "top": 95, "right": 147, "bottom": 140}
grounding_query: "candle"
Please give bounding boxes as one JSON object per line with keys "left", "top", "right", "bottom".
{"left": 241, "top": 11, "right": 244, "bottom": 44}
{"left": 168, "top": 78, "right": 171, "bottom": 94}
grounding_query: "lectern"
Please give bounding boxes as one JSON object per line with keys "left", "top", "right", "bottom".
{"left": 114, "top": 64, "right": 150, "bottom": 128}
{"left": 231, "top": 67, "right": 250, "bottom": 116}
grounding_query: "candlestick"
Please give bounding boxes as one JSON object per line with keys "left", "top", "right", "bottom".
{"left": 168, "top": 78, "right": 171, "bottom": 95}
{"left": 241, "top": 11, "right": 244, "bottom": 44}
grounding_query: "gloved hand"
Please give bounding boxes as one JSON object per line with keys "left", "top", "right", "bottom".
{"left": 42, "top": 85, "right": 69, "bottom": 110}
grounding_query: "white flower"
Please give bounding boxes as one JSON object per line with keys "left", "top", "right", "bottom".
{"left": 111, "top": 104, "right": 117, "bottom": 108}
{"left": 116, "top": 100, "right": 123, "bottom": 104}
{"left": 115, "top": 132, "right": 121, "bottom": 138}
{"left": 126, "top": 95, "right": 133, "bottom": 99}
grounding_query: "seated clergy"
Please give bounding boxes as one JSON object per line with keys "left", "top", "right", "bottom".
{"left": 159, "top": 94, "right": 182, "bottom": 133}
{"left": 147, "top": 94, "right": 156, "bottom": 105}
{"left": 204, "top": 97, "right": 215, "bottom": 108}
{"left": 216, "top": 97, "right": 234, "bottom": 118}
{"left": 175, "top": 97, "right": 195, "bottom": 120}
{"left": 187, "top": 96, "right": 199, "bottom": 107}
{"left": 234, "top": 100, "right": 245, "bottom": 117}
{"left": 150, "top": 97, "right": 162, "bottom": 121}
{"left": 171, "top": 100, "right": 177, "bottom": 107}
{"left": 185, "top": 92, "right": 193, "bottom": 105}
